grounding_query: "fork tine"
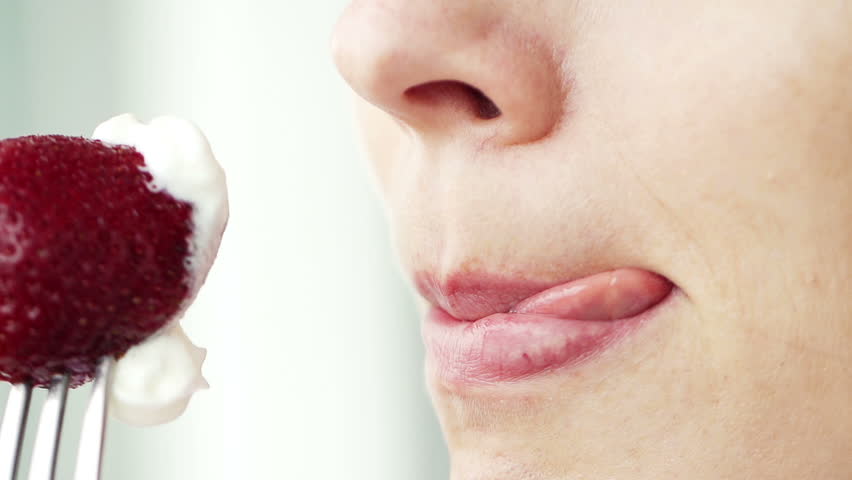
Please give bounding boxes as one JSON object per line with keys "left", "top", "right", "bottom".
{"left": 74, "top": 357, "right": 114, "bottom": 480}
{"left": 27, "top": 374, "right": 70, "bottom": 480}
{"left": 0, "top": 383, "right": 33, "bottom": 480}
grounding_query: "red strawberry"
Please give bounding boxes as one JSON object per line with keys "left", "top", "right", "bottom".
{"left": 0, "top": 135, "right": 194, "bottom": 387}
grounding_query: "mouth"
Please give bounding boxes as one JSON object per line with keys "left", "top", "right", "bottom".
{"left": 417, "top": 268, "right": 674, "bottom": 385}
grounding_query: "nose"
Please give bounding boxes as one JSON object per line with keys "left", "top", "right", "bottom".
{"left": 332, "top": 1, "right": 567, "bottom": 146}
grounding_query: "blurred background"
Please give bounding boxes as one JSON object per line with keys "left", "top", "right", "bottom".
{"left": 0, "top": 1, "right": 448, "bottom": 478}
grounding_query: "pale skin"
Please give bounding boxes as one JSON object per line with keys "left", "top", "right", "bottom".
{"left": 332, "top": 1, "right": 852, "bottom": 479}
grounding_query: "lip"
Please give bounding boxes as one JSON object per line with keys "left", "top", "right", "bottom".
{"left": 418, "top": 268, "right": 674, "bottom": 385}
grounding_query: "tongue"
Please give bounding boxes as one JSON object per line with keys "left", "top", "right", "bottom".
{"left": 511, "top": 268, "right": 672, "bottom": 321}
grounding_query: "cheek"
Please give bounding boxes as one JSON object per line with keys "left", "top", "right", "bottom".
{"left": 354, "top": 96, "right": 407, "bottom": 194}
{"left": 581, "top": 2, "right": 852, "bottom": 289}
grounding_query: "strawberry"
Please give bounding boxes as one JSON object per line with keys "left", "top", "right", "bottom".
{"left": 0, "top": 135, "right": 194, "bottom": 387}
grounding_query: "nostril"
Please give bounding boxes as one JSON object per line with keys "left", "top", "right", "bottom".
{"left": 468, "top": 87, "right": 502, "bottom": 120}
{"left": 404, "top": 80, "right": 502, "bottom": 120}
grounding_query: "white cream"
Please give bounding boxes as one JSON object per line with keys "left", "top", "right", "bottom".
{"left": 92, "top": 114, "right": 228, "bottom": 426}
{"left": 110, "top": 324, "right": 208, "bottom": 427}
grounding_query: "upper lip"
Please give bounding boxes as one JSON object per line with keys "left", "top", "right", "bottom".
{"left": 414, "top": 271, "right": 565, "bottom": 321}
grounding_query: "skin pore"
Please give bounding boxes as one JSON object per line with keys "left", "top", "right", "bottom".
{"left": 332, "top": 1, "right": 852, "bottom": 479}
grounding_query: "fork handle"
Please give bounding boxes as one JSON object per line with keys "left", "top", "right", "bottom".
{"left": 74, "top": 357, "right": 114, "bottom": 480}
{"left": 28, "top": 374, "right": 70, "bottom": 480}
{"left": 0, "top": 383, "right": 33, "bottom": 480}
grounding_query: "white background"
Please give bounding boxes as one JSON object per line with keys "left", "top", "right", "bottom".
{"left": 0, "top": 1, "right": 448, "bottom": 478}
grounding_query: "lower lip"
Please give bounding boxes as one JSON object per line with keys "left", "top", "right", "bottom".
{"left": 421, "top": 274, "right": 674, "bottom": 385}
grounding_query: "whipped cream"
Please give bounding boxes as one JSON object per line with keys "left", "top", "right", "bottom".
{"left": 93, "top": 114, "right": 228, "bottom": 426}
{"left": 110, "top": 324, "right": 208, "bottom": 426}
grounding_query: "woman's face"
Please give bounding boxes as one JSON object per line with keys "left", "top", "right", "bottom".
{"left": 332, "top": 2, "right": 852, "bottom": 478}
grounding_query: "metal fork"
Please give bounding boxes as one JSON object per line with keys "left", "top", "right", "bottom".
{"left": 0, "top": 357, "right": 114, "bottom": 480}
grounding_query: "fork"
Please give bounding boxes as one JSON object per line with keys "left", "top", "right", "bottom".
{"left": 0, "top": 357, "right": 114, "bottom": 480}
